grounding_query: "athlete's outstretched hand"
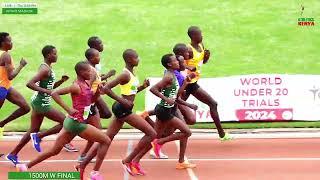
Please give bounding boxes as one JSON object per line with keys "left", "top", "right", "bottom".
{"left": 100, "top": 82, "right": 107, "bottom": 87}
{"left": 203, "top": 49, "right": 210, "bottom": 63}
{"left": 142, "top": 79, "right": 150, "bottom": 88}
{"left": 20, "top": 58, "right": 27, "bottom": 67}
{"left": 137, "top": 79, "right": 150, "bottom": 93}
{"left": 106, "top": 69, "right": 116, "bottom": 77}
{"left": 61, "top": 75, "right": 69, "bottom": 82}
{"left": 186, "top": 72, "right": 196, "bottom": 82}
{"left": 101, "top": 69, "right": 116, "bottom": 82}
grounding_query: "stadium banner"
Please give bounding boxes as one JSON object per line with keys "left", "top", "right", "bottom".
{"left": 145, "top": 74, "right": 320, "bottom": 122}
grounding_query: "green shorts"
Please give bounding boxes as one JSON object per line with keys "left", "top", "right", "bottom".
{"left": 31, "top": 99, "right": 51, "bottom": 113}
{"left": 63, "top": 117, "right": 88, "bottom": 135}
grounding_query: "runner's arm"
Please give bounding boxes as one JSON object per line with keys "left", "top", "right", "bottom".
{"left": 92, "top": 83, "right": 104, "bottom": 103}
{"left": 51, "top": 84, "right": 80, "bottom": 115}
{"left": 176, "top": 97, "right": 197, "bottom": 110}
{"left": 177, "top": 80, "right": 188, "bottom": 98}
{"left": 3, "top": 53, "right": 27, "bottom": 80}
{"left": 150, "top": 74, "right": 175, "bottom": 105}
{"left": 101, "top": 69, "right": 116, "bottom": 81}
{"left": 202, "top": 43, "right": 210, "bottom": 64}
{"left": 177, "top": 73, "right": 195, "bottom": 97}
{"left": 101, "top": 72, "right": 131, "bottom": 106}
{"left": 137, "top": 79, "right": 149, "bottom": 93}
{"left": 53, "top": 75, "right": 69, "bottom": 89}
{"left": 26, "top": 66, "right": 51, "bottom": 94}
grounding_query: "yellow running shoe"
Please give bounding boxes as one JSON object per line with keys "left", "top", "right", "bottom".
{"left": 176, "top": 161, "right": 196, "bottom": 169}
{"left": 220, "top": 132, "right": 233, "bottom": 142}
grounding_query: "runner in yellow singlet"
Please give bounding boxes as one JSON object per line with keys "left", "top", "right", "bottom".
{"left": 184, "top": 26, "right": 232, "bottom": 141}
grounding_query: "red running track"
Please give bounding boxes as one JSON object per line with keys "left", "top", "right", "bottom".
{"left": 1, "top": 138, "right": 320, "bottom": 180}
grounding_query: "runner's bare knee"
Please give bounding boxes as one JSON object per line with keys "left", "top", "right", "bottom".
{"left": 185, "top": 129, "right": 192, "bottom": 138}
{"left": 186, "top": 116, "right": 196, "bottom": 125}
{"left": 20, "top": 101, "right": 30, "bottom": 113}
{"left": 209, "top": 100, "right": 218, "bottom": 111}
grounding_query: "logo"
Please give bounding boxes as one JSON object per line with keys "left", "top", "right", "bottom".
{"left": 298, "top": 5, "right": 315, "bottom": 26}
{"left": 298, "top": 18, "right": 315, "bottom": 26}
{"left": 2, "top": 3, "right": 38, "bottom": 14}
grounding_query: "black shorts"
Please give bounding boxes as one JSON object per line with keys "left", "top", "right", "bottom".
{"left": 185, "top": 82, "right": 200, "bottom": 95}
{"left": 155, "top": 104, "right": 177, "bottom": 121}
{"left": 112, "top": 102, "right": 132, "bottom": 119}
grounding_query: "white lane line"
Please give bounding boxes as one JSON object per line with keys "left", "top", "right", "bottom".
{"left": 123, "top": 140, "right": 133, "bottom": 180}
{"left": 1, "top": 157, "right": 320, "bottom": 163}
{"left": 3, "top": 132, "right": 320, "bottom": 141}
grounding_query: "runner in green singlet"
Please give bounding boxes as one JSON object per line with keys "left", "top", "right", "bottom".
{"left": 6, "top": 45, "right": 75, "bottom": 166}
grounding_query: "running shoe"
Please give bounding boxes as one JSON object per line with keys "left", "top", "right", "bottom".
{"left": 90, "top": 171, "right": 103, "bottom": 180}
{"left": 63, "top": 143, "right": 79, "bottom": 152}
{"left": 220, "top": 132, "right": 233, "bottom": 142}
{"left": 151, "top": 139, "right": 162, "bottom": 158}
{"left": 6, "top": 154, "right": 19, "bottom": 166}
{"left": 77, "top": 155, "right": 96, "bottom": 163}
{"left": 16, "top": 164, "right": 28, "bottom": 172}
{"left": 122, "top": 161, "right": 135, "bottom": 176}
{"left": 149, "top": 148, "right": 168, "bottom": 159}
{"left": 30, "top": 133, "right": 41, "bottom": 152}
{"left": 131, "top": 162, "right": 146, "bottom": 175}
{"left": 176, "top": 160, "right": 196, "bottom": 169}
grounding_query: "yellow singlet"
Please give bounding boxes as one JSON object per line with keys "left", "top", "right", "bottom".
{"left": 90, "top": 66, "right": 102, "bottom": 93}
{"left": 120, "top": 68, "right": 139, "bottom": 95}
{"left": 185, "top": 43, "right": 204, "bottom": 83}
